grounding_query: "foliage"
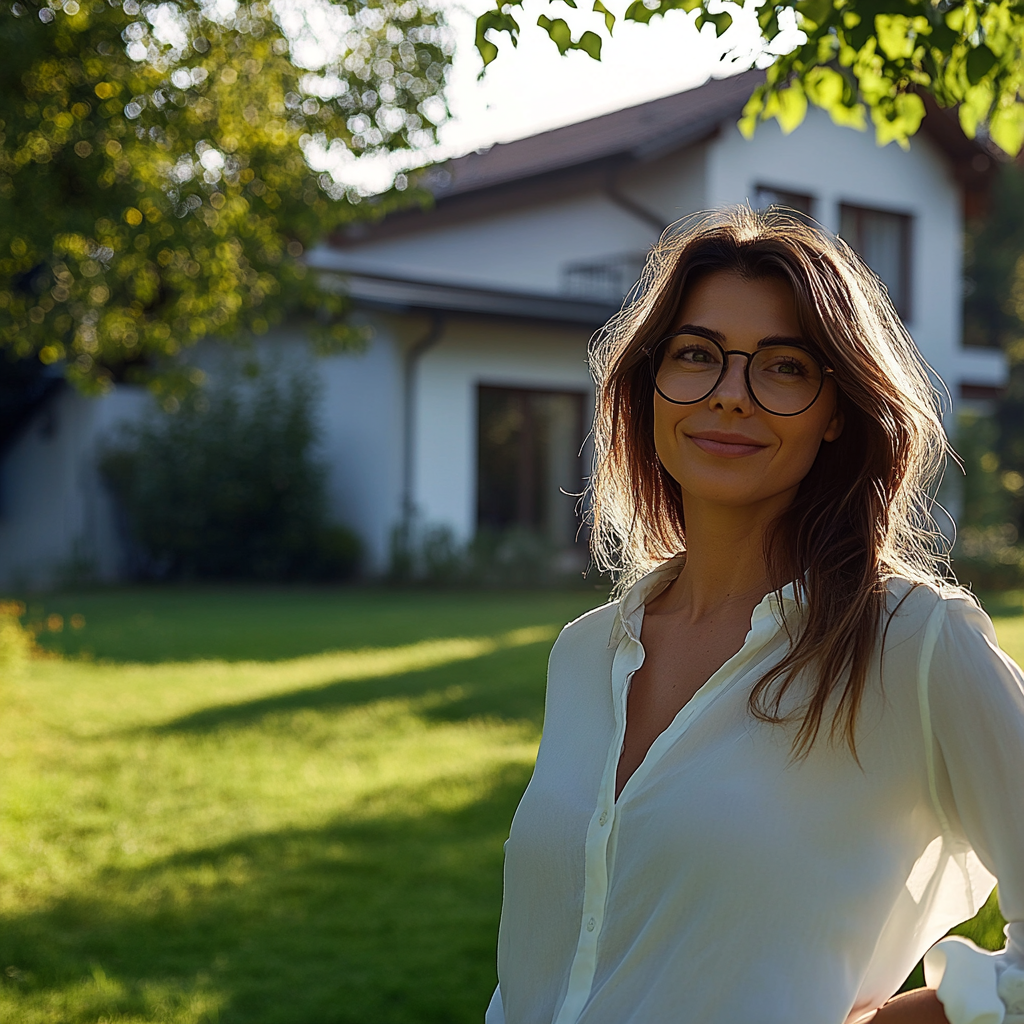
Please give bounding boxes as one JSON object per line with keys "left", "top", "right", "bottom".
{"left": 0, "top": 599, "right": 34, "bottom": 670}
{"left": 100, "top": 364, "right": 361, "bottom": 580}
{"left": 0, "top": 0, "right": 451, "bottom": 395}
{"left": 475, "top": 0, "right": 1024, "bottom": 153}
{"left": 388, "top": 521, "right": 593, "bottom": 587}
{"left": 947, "top": 161, "right": 1024, "bottom": 591}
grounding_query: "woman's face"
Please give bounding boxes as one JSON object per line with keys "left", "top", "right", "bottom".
{"left": 653, "top": 271, "right": 843, "bottom": 513}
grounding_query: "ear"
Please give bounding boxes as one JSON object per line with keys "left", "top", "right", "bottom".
{"left": 823, "top": 403, "right": 845, "bottom": 443}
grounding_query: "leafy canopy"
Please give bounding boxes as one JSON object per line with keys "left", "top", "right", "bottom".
{"left": 475, "top": 0, "right": 1024, "bottom": 156}
{"left": 0, "top": 0, "right": 451, "bottom": 395}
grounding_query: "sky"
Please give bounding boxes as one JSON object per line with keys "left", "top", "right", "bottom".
{"left": 435, "top": 0, "right": 795, "bottom": 158}
{"left": 298, "top": 0, "right": 805, "bottom": 193}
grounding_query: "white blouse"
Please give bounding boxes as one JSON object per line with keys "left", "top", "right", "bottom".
{"left": 485, "top": 556, "right": 1024, "bottom": 1024}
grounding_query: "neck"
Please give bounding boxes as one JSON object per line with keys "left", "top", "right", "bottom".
{"left": 659, "top": 490, "right": 795, "bottom": 621}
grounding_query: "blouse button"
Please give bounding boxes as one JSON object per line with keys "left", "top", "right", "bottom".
{"left": 599, "top": 811, "right": 608, "bottom": 825}
{"left": 586, "top": 917, "right": 596, "bottom": 932}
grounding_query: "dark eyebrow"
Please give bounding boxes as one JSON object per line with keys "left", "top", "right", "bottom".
{"left": 674, "top": 325, "right": 809, "bottom": 349}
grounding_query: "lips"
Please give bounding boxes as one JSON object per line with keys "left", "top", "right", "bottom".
{"left": 687, "top": 431, "right": 769, "bottom": 458}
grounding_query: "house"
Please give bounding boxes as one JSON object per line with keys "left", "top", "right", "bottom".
{"left": 0, "top": 71, "right": 1007, "bottom": 587}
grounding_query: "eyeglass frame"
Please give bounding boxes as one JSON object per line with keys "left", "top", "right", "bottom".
{"left": 647, "top": 331, "right": 835, "bottom": 418}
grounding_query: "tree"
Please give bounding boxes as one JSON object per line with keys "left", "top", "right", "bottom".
{"left": 0, "top": 0, "right": 451, "bottom": 396}
{"left": 475, "top": 0, "right": 1024, "bottom": 155}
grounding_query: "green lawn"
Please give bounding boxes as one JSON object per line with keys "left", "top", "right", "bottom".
{"left": 0, "top": 586, "right": 1016, "bottom": 1022}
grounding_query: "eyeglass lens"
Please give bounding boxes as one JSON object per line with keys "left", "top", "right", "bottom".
{"left": 654, "top": 334, "right": 824, "bottom": 416}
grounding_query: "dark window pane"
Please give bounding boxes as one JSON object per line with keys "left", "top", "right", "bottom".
{"left": 755, "top": 185, "right": 815, "bottom": 217}
{"left": 840, "top": 204, "right": 912, "bottom": 319}
{"left": 476, "top": 386, "right": 585, "bottom": 548}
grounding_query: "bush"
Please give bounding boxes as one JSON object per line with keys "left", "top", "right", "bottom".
{"left": 388, "top": 521, "right": 592, "bottom": 588}
{"left": 0, "top": 601, "right": 33, "bottom": 671}
{"left": 101, "top": 367, "right": 361, "bottom": 582}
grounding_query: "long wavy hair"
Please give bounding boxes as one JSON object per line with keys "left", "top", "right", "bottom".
{"left": 589, "top": 206, "right": 959, "bottom": 758}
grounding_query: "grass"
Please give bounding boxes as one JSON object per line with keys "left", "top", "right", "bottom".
{"left": 0, "top": 587, "right": 606, "bottom": 1024}
{"left": 0, "top": 585, "right": 1017, "bottom": 1021}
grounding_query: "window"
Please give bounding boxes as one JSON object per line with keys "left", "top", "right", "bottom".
{"left": 754, "top": 185, "right": 814, "bottom": 218}
{"left": 839, "top": 204, "right": 912, "bottom": 319}
{"left": 476, "top": 386, "right": 586, "bottom": 549}
{"left": 562, "top": 253, "right": 647, "bottom": 302}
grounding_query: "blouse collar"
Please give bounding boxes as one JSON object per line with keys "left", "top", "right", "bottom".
{"left": 608, "top": 554, "right": 803, "bottom": 648}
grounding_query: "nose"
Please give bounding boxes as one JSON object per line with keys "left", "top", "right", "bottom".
{"left": 709, "top": 353, "right": 753, "bottom": 413}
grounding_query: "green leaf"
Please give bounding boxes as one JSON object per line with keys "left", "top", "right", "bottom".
{"left": 875, "top": 13, "right": 915, "bottom": 59}
{"left": 990, "top": 101, "right": 1024, "bottom": 155}
{"left": 475, "top": 8, "right": 522, "bottom": 65}
{"left": 738, "top": 88, "right": 765, "bottom": 139}
{"left": 576, "top": 29, "right": 603, "bottom": 58}
{"left": 796, "top": 0, "right": 833, "bottom": 28}
{"left": 557, "top": 0, "right": 578, "bottom": 8}
{"left": 538, "top": 14, "right": 573, "bottom": 53}
{"left": 764, "top": 83, "right": 809, "bottom": 134}
{"left": 593, "top": 0, "right": 616, "bottom": 33}
{"left": 966, "top": 43, "right": 997, "bottom": 85}
{"left": 624, "top": 0, "right": 657, "bottom": 23}
{"left": 696, "top": 10, "right": 733, "bottom": 33}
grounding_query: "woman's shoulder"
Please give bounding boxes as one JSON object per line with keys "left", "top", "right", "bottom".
{"left": 883, "top": 576, "right": 995, "bottom": 647}
{"left": 553, "top": 600, "right": 620, "bottom": 651}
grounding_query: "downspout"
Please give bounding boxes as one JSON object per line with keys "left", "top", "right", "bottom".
{"left": 401, "top": 312, "right": 445, "bottom": 534}
{"left": 604, "top": 169, "right": 666, "bottom": 233}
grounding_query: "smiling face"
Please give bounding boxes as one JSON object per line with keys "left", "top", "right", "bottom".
{"left": 653, "top": 271, "right": 844, "bottom": 514}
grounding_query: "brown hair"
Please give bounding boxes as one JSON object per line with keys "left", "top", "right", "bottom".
{"left": 589, "top": 206, "right": 959, "bottom": 757}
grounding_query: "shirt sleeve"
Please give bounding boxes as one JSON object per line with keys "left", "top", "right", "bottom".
{"left": 485, "top": 984, "right": 505, "bottom": 1024}
{"left": 922, "top": 596, "right": 1024, "bottom": 1024}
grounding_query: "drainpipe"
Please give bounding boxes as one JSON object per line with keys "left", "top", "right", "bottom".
{"left": 401, "top": 312, "right": 445, "bottom": 533}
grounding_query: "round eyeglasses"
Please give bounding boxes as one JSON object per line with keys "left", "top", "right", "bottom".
{"left": 650, "top": 332, "right": 833, "bottom": 417}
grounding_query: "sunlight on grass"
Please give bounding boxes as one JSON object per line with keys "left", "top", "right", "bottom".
{"left": 1, "top": 587, "right": 1017, "bottom": 1023}
{"left": 0, "top": 590, "right": 599, "bottom": 1024}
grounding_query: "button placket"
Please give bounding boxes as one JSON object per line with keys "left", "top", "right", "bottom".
{"left": 551, "top": 633, "right": 638, "bottom": 1024}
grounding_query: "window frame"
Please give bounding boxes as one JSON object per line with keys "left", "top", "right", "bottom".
{"left": 838, "top": 202, "right": 914, "bottom": 321}
{"left": 753, "top": 184, "right": 815, "bottom": 219}
{"left": 474, "top": 383, "right": 588, "bottom": 548}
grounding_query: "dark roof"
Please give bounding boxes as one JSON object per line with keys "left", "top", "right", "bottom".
{"left": 308, "top": 249, "right": 617, "bottom": 326}
{"left": 428, "top": 71, "right": 761, "bottom": 200}
{"left": 336, "top": 73, "right": 996, "bottom": 246}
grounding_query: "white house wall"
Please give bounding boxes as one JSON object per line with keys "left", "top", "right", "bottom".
{"left": 705, "top": 109, "right": 995, "bottom": 405}
{"left": 316, "top": 322, "right": 404, "bottom": 572}
{"left": 0, "top": 384, "right": 148, "bottom": 589}
{"left": 331, "top": 192, "right": 660, "bottom": 296}
{"left": 413, "top": 319, "right": 595, "bottom": 540}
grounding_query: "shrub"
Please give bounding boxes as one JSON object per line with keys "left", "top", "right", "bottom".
{"left": 101, "top": 367, "right": 361, "bottom": 582}
{"left": 388, "top": 521, "right": 592, "bottom": 588}
{"left": 0, "top": 601, "right": 33, "bottom": 671}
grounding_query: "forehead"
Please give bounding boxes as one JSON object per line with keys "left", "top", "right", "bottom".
{"left": 675, "top": 271, "right": 801, "bottom": 341}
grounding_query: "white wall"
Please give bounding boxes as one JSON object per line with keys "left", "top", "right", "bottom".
{"left": 412, "top": 319, "right": 595, "bottom": 539}
{"left": 705, "top": 108, "right": 1002, "bottom": 406}
{"left": 332, "top": 191, "right": 661, "bottom": 296}
{"left": 0, "top": 384, "right": 148, "bottom": 589}
{"left": 316, "top": 324, "right": 404, "bottom": 572}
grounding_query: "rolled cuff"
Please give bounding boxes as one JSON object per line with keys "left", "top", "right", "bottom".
{"left": 924, "top": 936, "right": 1024, "bottom": 1024}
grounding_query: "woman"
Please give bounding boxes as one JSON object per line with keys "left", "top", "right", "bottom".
{"left": 485, "top": 208, "right": 1024, "bottom": 1024}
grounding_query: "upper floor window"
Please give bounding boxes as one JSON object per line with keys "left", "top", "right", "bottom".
{"left": 562, "top": 253, "right": 646, "bottom": 303}
{"left": 839, "top": 204, "right": 912, "bottom": 319}
{"left": 755, "top": 185, "right": 814, "bottom": 218}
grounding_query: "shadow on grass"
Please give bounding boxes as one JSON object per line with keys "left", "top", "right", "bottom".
{"left": 140, "top": 642, "right": 553, "bottom": 738}
{"left": 0, "top": 766, "right": 528, "bottom": 1024}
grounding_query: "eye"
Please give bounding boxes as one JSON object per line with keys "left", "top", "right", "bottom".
{"left": 760, "top": 352, "right": 812, "bottom": 377}
{"left": 666, "top": 339, "right": 722, "bottom": 367}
